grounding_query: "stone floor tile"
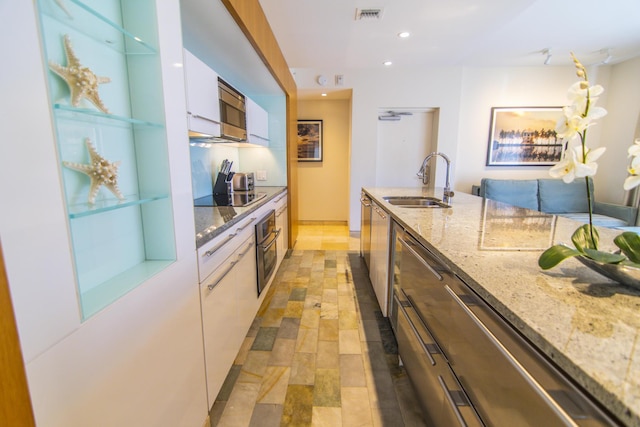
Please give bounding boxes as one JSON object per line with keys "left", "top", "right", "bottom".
{"left": 248, "top": 403, "right": 284, "bottom": 427}
{"left": 217, "top": 382, "right": 260, "bottom": 427}
{"left": 311, "top": 406, "right": 342, "bottom": 427}
{"left": 316, "top": 340, "right": 339, "bottom": 369}
{"left": 260, "top": 308, "right": 285, "bottom": 328}
{"left": 251, "top": 327, "right": 279, "bottom": 351}
{"left": 289, "top": 352, "right": 316, "bottom": 385}
{"left": 341, "top": 387, "right": 374, "bottom": 427}
{"left": 281, "top": 384, "right": 314, "bottom": 426}
{"left": 283, "top": 301, "right": 304, "bottom": 318}
{"left": 318, "top": 318, "right": 339, "bottom": 341}
{"left": 338, "top": 309, "right": 359, "bottom": 330}
{"left": 339, "top": 329, "right": 363, "bottom": 354}
{"left": 257, "top": 366, "right": 291, "bottom": 404}
{"left": 313, "top": 368, "right": 341, "bottom": 407}
{"left": 300, "top": 307, "right": 321, "bottom": 329}
{"left": 289, "top": 287, "right": 307, "bottom": 301}
{"left": 268, "top": 338, "right": 296, "bottom": 366}
{"left": 234, "top": 335, "right": 256, "bottom": 365}
{"left": 339, "top": 354, "right": 366, "bottom": 387}
{"left": 237, "top": 351, "right": 270, "bottom": 384}
{"left": 319, "top": 302, "right": 338, "bottom": 320}
{"left": 295, "top": 327, "right": 319, "bottom": 354}
{"left": 276, "top": 317, "right": 300, "bottom": 340}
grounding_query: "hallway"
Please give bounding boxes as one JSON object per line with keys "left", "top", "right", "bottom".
{"left": 209, "top": 223, "right": 426, "bottom": 426}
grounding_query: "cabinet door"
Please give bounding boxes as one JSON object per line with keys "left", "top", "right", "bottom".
{"left": 235, "top": 235, "right": 259, "bottom": 337}
{"left": 246, "top": 97, "right": 269, "bottom": 146}
{"left": 370, "top": 202, "right": 390, "bottom": 315}
{"left": 275, "top": 194, "right": 288, "bottom": 266}
{"left": 184, "top": 49, "right": 221, "bottom": 137}
{"left": 201, "top": 253, "right": 240, "bottom": 407}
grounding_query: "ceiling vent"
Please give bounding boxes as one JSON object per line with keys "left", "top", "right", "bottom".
{"left": 355, "top": 8, "right": 384, "bottom": 20}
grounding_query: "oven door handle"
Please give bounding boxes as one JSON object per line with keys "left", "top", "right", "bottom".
{"left": 259, "top": 229, "right": 281, "bottom": 251}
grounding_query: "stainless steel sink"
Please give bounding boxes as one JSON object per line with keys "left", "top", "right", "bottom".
{"left": 382, "top": 196, "right": 450, "bottom": 208}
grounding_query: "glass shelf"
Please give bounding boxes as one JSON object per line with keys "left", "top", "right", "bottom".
{"left": 37, "top": 0, "right": 176, "bottom": 320}
{"left": 54, "top": 104, "right": 164, "bottom": 128}
{"left": 38, "top": 0, "right": 157, "bottom": 55}
{"left": 67, "top": 194, "right": 170, "bottom": 219}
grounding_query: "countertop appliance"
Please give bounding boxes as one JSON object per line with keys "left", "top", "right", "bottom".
{"left": 256, "top": 210, "right": 280, "bottom": 296}
{"left": 232, "top": 172, "right": 254, "bottom": 191}
{"left": 218, "top": 78, "right": 247, "bottom": 142}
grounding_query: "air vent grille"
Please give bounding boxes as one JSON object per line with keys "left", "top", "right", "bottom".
{"left": 355, "top": 8, "right": 384, "bottom": 20}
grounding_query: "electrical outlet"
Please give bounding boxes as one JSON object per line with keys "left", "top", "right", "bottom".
{"left": 257, "top": 170, "right": 267, "bottom": 181}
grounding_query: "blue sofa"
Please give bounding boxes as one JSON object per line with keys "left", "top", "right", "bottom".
{"left": 474, "top": 178, "right": 638, "bottom": 228}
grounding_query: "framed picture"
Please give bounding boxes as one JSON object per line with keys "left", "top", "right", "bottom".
{"left": 297, "top": 120, "right": 323, "bottom": 162}
{"left": 486, "top": 107, "right": 565, "bottom": 166}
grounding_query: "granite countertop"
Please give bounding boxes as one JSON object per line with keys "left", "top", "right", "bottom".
{"left": 364, "top": 186, "right": 640, "bottom": 427}
{"left": 194, "top": 186, "right": 287, "bottom": 249}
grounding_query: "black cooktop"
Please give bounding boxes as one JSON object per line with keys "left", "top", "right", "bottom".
{"left": 194, "top": 191, "right": 267, "bottom": 207}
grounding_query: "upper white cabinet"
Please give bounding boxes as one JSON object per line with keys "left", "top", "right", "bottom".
{"left": 246, "top": 97, "right": 269, "bottom": 146}
{"left": 183, "top": 49, "right": 221, "bottom": 137}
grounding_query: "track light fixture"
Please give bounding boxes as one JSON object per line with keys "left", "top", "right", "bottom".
{"left": 542, "top": 49, "right": 552, "bottom": 65}
{"left": 601, "top": 48, "right": 612, "bottom": 65}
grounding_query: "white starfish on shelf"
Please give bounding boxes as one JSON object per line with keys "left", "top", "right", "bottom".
{"left": 48, "top": 34, "right": 111, "bottom": 113}
{"left": 63, "top": 138, "right": 125, "bottom": 205}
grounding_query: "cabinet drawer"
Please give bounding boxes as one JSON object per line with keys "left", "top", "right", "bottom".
{"left": 197, "top": 215, "right": 257, "bottom": 282}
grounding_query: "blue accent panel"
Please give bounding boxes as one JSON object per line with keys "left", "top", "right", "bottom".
{"left": 480, "top": 178, "right": 539, "bottom": 210}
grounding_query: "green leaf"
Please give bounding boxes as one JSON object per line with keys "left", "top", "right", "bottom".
{"left": 614, "top": 232, "right": 640, "bottom": 264}
{"left": 572, "top": 224, "right": 599, "bottom": 252}
{"left": 582, "top": 248, "right": 625, "bottom": 264}
{"left": 538, "top": 245, "right": 581, "bottom": 270}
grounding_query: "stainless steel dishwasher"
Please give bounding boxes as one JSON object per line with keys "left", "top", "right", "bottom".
{"left": 360, "top": 191, "right": 372, "bottom": 269}
{"left": 391, "top": 221, "right": 620, "bottom": 427}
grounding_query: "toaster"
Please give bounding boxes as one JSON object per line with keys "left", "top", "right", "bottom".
{"left": 232, "top": 172, "right": 255, "bottom": 191}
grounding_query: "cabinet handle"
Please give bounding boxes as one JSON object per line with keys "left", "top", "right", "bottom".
{"left": 398, "top": 237, "right": 443, "bottom": 281}
{"left": 444, "top": 285, "right": 577, "bottom": 425}
{"left": 190, "top": 113, "right": 221, "bottom": 125}
{"left": 260, "top": 229, "right": 281, "bottom": 252}
{"left": 204, "top": 233, "right": 237, "bottom": 257}
{"left": 207, "top": 261, "right": 237, "bottom": 291}
{"left": 236, "top": 217, "right": 256, "bottom": 232}
{"left": 360, "top": 197, "right": 371, "bottom": 207}
{"left": 375, "top": 207, "right": 387, "bottom": 219}
{"left": 395, "top": 294, "right": 438, "bottom": 366}
{"left": 276, "top": 207, "right": 286, "bottom": 217}
{"left": 438, "top": 375, "right": 471, "bottom": 426}
{"left": 275, "top": 193, "right": 287, "bottom": 203}
{"left": 238, "top": 241, "right": 254, "bottom": 258}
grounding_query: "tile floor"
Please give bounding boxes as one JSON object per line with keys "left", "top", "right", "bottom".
{"left": 209, "top": 222, "right": 426, "bottom": 427}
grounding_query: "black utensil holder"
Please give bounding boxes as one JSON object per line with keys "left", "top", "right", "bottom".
{"left": 213, "top": 172, "right": 234, "bottom": 195}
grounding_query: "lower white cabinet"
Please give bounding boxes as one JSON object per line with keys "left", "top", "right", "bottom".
{"left": 274, "top": 191, "right": 288, "bottom": 266}
{"left": 370, "top": 201, "right": 390, "bottom": 315}
{"left": 198, "top": 217, "right": 258, "bottom": 408}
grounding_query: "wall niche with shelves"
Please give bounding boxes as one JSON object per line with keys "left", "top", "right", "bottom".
{"left": 36, "top": 0, "right": 176, "bottom": 319}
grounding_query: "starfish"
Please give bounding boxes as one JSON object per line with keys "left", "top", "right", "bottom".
{"left": 63, "top": 138, "right": 125, "bottom": 205}
{"left": 48, "top": 34, "right": 111, "bottom": 113}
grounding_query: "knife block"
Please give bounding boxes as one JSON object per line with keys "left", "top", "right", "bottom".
{"left": 213, "top": 172, "right": 234, "bottom": 195}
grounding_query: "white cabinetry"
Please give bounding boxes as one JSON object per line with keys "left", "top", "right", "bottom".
{"left": 197, "top": 214, "right": 260, "bottom": 408}
{"left": 274, "top": 191, "right": 288, "bottom": 266}
{"left": 370, "top": 201, "right": 391, "bottom": 316}
{"left": 246, "top": 97, "right": 269, "bottom": 146}
{"left": 184, "top": 49, "right": 221, "bottom": 137}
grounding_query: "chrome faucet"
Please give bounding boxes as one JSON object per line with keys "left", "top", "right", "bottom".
{"left": 417, "top": 152, "right": 455, "bottom": 205}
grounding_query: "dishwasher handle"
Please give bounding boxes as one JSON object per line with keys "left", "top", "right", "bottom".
{"left": 398, "top": 235, "right": 444, "bottom": 281}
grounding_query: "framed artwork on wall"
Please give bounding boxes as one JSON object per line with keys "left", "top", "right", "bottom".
{"left": 486, "top": 107, "right": 565, "bottom": 166}
{"left": 297, "top": 120, "right": 323, "bottom": 162}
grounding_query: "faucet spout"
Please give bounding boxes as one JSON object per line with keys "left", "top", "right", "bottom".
{"left": 416, "top": 152, "right": 454, "bottom": 204}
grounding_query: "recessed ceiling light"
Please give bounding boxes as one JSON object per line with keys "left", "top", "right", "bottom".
{"left": 383, "top": 61, "right": 393, "bottom": 66}
{"left": 321, "top": 93, "right": 327, "bottom": 97}
{"left": 398, "top": 32, "right": 410, "bottom": 38}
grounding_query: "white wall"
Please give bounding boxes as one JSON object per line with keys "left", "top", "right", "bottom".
{"left": 1, "top": 1, "right": 207, "bottom": 426}
{"left": 297, "top": 99, "right": 351, "bottom": 221}
{"left": 295, "top": 58, "right": 640, "bottom": 230}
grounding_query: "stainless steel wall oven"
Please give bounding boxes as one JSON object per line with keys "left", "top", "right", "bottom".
{"left": 256, "top": 210, "right": 279, "bottom": 295}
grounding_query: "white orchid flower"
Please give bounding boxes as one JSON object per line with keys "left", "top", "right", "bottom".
{"left": 624, "top": 156, "right": 640, "bottom": 190}
{"left": 556, "top": 105, "right": 607, "bottom": 141}
{"left": 549, "top": 145, "right": 605, "bottom": 183}
{"left": 567, "top": 81, "right": 604, "bottom": 111}
{"left": 628, "top": 139, "right": 640, "bottom": 158}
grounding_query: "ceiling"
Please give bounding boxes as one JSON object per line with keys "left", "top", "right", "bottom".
{"left": 259, "top": 0, "right": 640, "bottom": 97}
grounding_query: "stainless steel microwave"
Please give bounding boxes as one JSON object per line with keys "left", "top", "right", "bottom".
{"left": 218, "top": 78, "right": 247, "bottom": 142}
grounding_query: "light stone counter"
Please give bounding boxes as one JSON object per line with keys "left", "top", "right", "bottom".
{"left": 364, "top": 187, "right": 640, "bottom": 427}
